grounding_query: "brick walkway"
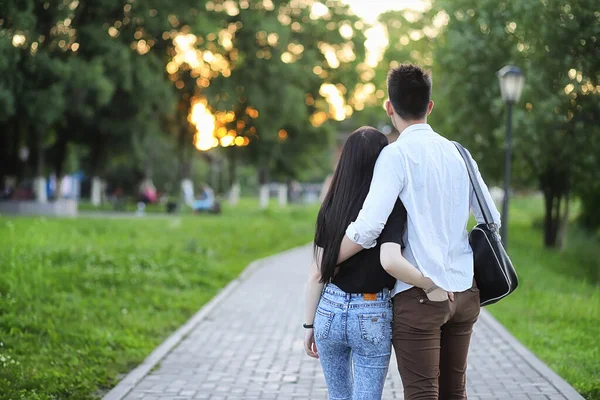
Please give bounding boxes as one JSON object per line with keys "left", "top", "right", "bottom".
{"left": 109, "top": 246, "right": 583, "bottom": 400}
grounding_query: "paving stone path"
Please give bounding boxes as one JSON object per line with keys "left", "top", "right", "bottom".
{"left": 110, "top": 246, "right": 584, "bottom": 400}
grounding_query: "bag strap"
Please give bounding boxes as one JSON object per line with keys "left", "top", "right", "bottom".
{"left": 452, "top": 141, "right": 496, "bottom": 230}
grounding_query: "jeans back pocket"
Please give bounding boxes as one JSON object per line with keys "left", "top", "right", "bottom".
{"left": 358, "top": 312, "right": 391, "bottom": 345}
{"left": 314, "top": 308, "right": 334, "bottom": 340}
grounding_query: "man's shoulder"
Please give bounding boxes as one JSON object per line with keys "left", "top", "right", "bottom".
{"left": 382, "top": 140, "right": 402, "bottom": 154}
{"left": 379, "top": 140, "right": 407, "bottom": 163}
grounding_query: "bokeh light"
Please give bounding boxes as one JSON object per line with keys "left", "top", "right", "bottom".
{"left": 190, "top": 98, "right": 217, "bottom": 151}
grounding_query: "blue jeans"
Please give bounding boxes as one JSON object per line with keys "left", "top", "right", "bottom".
{"left": 314, "top": 283, "right": 392, "bottom": 400}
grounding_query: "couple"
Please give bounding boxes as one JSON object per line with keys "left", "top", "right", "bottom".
{"left": 304, "top": 64, "right": 501, "bottom": 400}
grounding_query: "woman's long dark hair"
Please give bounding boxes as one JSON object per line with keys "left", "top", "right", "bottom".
{"left": 315, "top": 126, "right": 389, "bottom": 283}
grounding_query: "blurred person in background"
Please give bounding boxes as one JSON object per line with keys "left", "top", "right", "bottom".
{"left": 138, "top": 178, "right": 157, "bottom": 204}
{"left": 193, "top": 183, "right": 220, "bottom": 214}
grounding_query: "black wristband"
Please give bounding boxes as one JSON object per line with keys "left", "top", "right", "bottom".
{"left": 424, "top": 284, "right": 439, "bottom": 294}
{"left": 303, "top": 323, "right": 314, "bottom": 329}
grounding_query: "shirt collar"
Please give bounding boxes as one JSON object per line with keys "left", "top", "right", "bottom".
{"left": 397, "top": 123, "right": 433, "bottom": 141}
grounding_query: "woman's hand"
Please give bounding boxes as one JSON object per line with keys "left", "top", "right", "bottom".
{"left": 304, "top": 329, "right": 319, "bottom": 359}
{"left": 304, "top": 255, "right": 324, "bottom": 359}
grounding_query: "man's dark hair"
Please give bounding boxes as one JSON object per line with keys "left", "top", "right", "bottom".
{"left": 387, "top": 64, "right": 432, "bottom": 121}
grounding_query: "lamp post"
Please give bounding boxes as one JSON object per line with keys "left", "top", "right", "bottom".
{"left": 497, "top": 65, "right": 525, "bottom": 248}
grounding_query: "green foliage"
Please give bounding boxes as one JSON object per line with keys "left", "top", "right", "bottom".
{"left": 0, "top": 0, "right": 188, "bottom": 182}
{"left": 0, "top": 203, "right": 318, "bottom": 399}
{"left": 347, "top": 7, "right": 441, "bottom": 130}
{"left": 204, "top": 0, "right": 366, "bottom": 182}
{"left": 1, "top": 0, "right": 373, "bottom": 194}
{"left": 576, "top": 124, "right": 600, "bottom": 231}
{"left": 431, "top": 0, "right": 600, "bottom": 246}
{"left": 579, "top": 190, "right": 600, "bottom": 231}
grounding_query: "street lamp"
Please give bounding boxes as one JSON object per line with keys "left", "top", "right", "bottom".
{"left": 497, "top": 65, "right": 525, "bottom": 248}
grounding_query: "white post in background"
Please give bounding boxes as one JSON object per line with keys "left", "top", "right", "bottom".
{"left": 136, "top": 202, "right": 146, "bottom": 217}
{"left": 34, "top": 177, "right": 47, "bottom": 203}
{"left": 259, "top": 184, "right": 269, "bottom": 209}
{"left": 278, "top": 183, "right": 288, "bottom": 207}
{"left": 181, "top": 178, "right": 195, "bottom": 207}
{"left": 91, "top": 176, "right": 102, "bottom": 206}
{"left": 229, "top": 182, "right": 241, "bottom": 205}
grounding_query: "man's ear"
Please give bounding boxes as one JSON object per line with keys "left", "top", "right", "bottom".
{"left": 426, "top": 100, "right": 434, "bottom": 115}
{"left": 385, "top": 100, "right": 394, "bottom": 117}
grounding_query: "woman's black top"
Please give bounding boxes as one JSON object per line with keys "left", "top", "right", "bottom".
{"left": 318, "top": 200, "right": 407, "bottom": 294}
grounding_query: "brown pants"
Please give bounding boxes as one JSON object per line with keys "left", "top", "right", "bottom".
{"left": 392, "top": 284, "right": 480, "bottom": 400}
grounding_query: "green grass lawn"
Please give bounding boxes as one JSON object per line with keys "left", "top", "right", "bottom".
{"left": 0, "top": 201, "right": 319, "bottom": 400}
{"left": 78, "top": 199, "right": 186, "bottom": 214}
{"left": 77, "top": 197, "right": 283, "bottom": 214}
{"left": 487, "top": 196, "right": 600, "bottom": 400}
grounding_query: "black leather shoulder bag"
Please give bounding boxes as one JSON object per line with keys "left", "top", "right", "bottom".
{"left": 453, "top": 142, "right": 519, "bottom": 306}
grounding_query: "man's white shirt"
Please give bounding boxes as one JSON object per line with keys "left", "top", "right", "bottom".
{"left": 346, "top": 124, "right": 501, "bottom": 296}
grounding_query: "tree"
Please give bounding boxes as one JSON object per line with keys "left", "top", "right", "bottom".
{"left": 346, "top": 6, "right": 442, "bottom": 131}
{"left": 199, "top": 0, "right": 367, "bottom": 206}
{"left": 0, "top": 0, "right": 217, "bottom": 204}
{"left": 0, "top": 0, "right": 73, "bottom": 201}
{"left": 3, "top": 0, "right": 432, "bottom": 213}
{"left": 432, "top": 0, "right": 600, "bottom": 247}
{"left": 65, "top": 0, "right": 215, "bottom": 203}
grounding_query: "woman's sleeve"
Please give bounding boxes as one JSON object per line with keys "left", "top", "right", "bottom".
{"left": 378, "top": 200, "right": 407, "bottom": 246}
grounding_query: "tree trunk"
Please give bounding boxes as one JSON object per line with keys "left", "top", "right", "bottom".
{"left": 210, "top": 158, "right": 221, "bottom": 194}
{"left": 55, "top": 176, "right": 64, "bottom": 200}
{"left": 278, "top": 183, "right": 288, "bottom": 207}
{"left": 1, "top": 125, "right": 23, "bottom": 193}
{"left": 557, "top": 192, "right": 570, "bottom": 249}
{"left": 178, "top": 159, "right": 192, "bottom": 205}
{"left": 91, "top": 176, "right": 102, "bottom": 206}
{"left": 144, "top": 156, "right": 153, "bottom": 180}
{"left": 54, "top": 132, "right": 69, "bottom": 200}
{"left": 228, "top": 147, "right": 238, "bottom": 187}
{"left": 0, "top": 128, "right": 9, "bottom": 192}
{"left": 258, "top": 167, "right": 269, "bottom": 209}
{"left": 227, "top": 147, "right": 239, "bottom": 205}
{"left": 542, "top": 185, "right": 570, "bottom": 249}
{"left": 229, "top": 182, "right": 241, "bottom": 205}
{"left": 180, "top": 178, "right": 194, "bottom": 206}
{"left": 33, "top": 130, "right": 47, "bottom": 203}
{"left": 177, "top": 124, "right": 194, "bottom": 199}
{"left": 90, "top": 132, "right": 105, "bottom": 206}
{"left": 177, "top": 125, "right": 188, "bottom": 181}
{"left": 543, "top": 189, "right": 558, "bottom": 247}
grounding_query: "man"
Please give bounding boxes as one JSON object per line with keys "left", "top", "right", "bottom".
{"left": 338, "top": 64, "right": 501, "bottom": 399}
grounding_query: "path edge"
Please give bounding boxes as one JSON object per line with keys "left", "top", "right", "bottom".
{"left": 102, "top": 244, "right": 309, "bottom": 400}
{"left": 479, "top": 309, "right": 585, "bottom": 400}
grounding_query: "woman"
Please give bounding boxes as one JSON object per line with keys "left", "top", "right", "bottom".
{"left": 303, "top": 127, "right": 448, "bottom": 400}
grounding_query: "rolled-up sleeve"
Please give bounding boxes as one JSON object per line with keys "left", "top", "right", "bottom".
{"left": 346, "top": 145, "right": 405, "bottom": 248}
